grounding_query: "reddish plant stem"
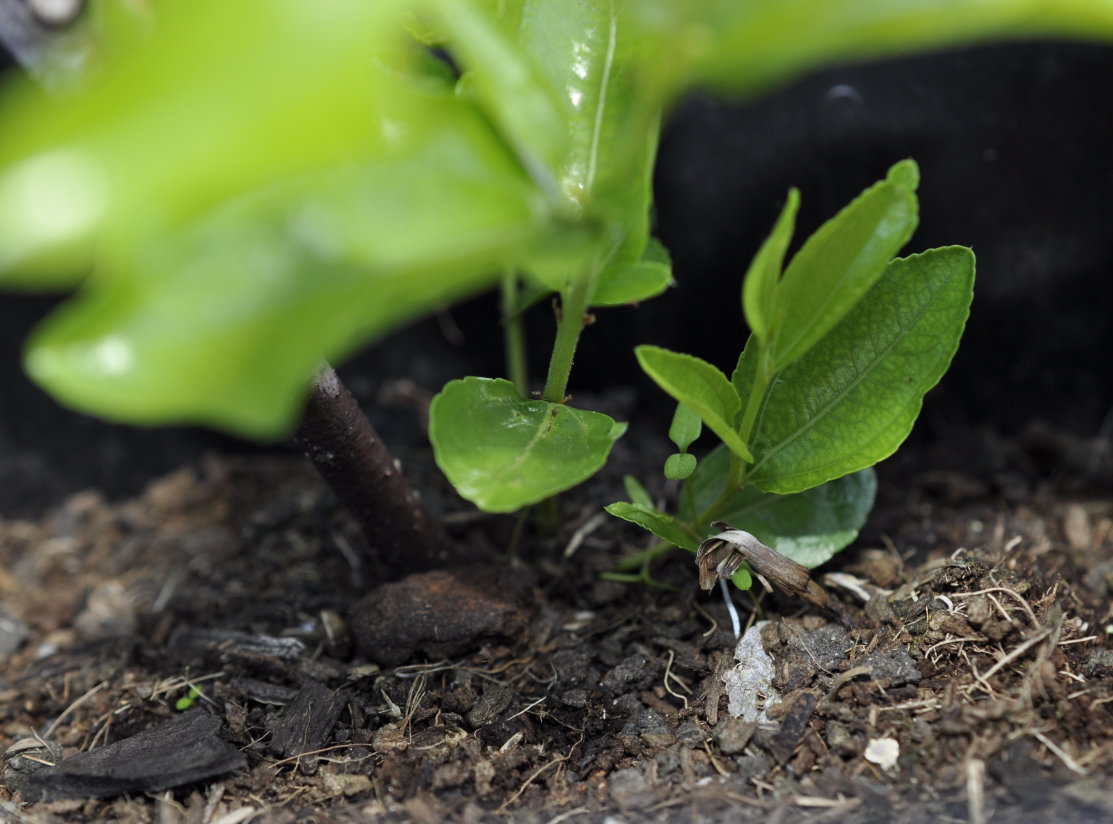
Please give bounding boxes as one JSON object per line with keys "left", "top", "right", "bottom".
{"left": 294, "top": 365, "right": 436, "bottom": 578}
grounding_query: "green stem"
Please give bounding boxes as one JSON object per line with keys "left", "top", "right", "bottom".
{"left": 535, "top": 496, "right": 560, "bottom": 533}
{"left": 735, "top": 352, "right": 772, "bottom": 451}
{"left": 613, "top": 357, "right": 773, "bottom": 579}
{"left": 693, "top": 345, "right": 774, "bottom": 525}
{"left": 695, "top": 451, "right": 747, "bottom": 526}
{"left": 500, "top": 271, "right": 528, "bottom": 395}
{"left": 541, "top": 274, "right": 594, "bottom": 404}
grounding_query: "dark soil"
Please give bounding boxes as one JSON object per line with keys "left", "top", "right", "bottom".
{"left": 2, "top": 387, "right": 1113, "bottom": 824}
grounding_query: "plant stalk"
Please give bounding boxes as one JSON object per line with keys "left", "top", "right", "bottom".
{"left": 541, "top": 274, "right": 595, "bottom": 404}
{"left": 616, "top": 355, "right": 775, "bottom": 576}
{"left": 500, "top": 271, "right": 529, "bottom": 396}
{"left": 294, "top": 364, "right": 438, "bottom": 579}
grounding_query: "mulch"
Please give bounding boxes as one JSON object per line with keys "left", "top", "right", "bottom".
{"left": 1, "top": 426, "right": 1112, "bottom": 823}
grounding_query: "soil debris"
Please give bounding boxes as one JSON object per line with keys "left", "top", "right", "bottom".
{"left": 348, "top": 567, "right": 535, "bottom": 666}
{"left": 0, "top": 433, "right": 1111, "bottom": 822}
{"left": 8, "top": 711, "right": 244, "bottom": 802}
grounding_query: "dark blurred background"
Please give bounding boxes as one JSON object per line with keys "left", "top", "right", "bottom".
{"left": 3, "top": 26, "right": 1112, "bottom": 516}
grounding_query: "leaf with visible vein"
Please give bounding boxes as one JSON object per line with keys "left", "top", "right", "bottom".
{"left": 737, "top": 246, "right": 975, "bottom": 493}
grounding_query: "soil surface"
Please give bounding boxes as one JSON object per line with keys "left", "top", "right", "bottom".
{"left": 2, "top": 392, "right": 1113, "bottom": 823}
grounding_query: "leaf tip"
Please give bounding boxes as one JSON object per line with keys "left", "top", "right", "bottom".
{"left": 887, "top": 159, "right": 919, "bottom": 191}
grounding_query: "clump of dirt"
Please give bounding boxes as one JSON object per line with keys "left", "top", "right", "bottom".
{"left": 1, "top": 428, "right": 1112, "bottom": 823}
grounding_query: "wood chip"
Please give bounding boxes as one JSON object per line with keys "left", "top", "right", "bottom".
{"left": 14, "top": 711, "right": 244, "bottom": 801}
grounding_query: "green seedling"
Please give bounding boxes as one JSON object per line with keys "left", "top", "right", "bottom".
{"left": 0, "top": 0, "right": 1107, "bottom": 549}
{"left": 607, "top": 161, "right": 975, "bottom": 589}
{"left": 175, "top": 685, "right": 204, "bottom": 712}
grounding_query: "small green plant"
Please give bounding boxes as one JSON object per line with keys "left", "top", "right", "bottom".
{"left": 174, "top": 685, "right": 204, "bottom": 711}
{"left": 606, "top": 160, "right": 975, "bottom": 588}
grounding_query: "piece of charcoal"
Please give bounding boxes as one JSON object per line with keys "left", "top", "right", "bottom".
{"left": 267, "top": 678, "right": 346, "bottom": 759}
{"left": 13, "top": 710, "right": 245, "bottom": 802}
{"left": 766, "top": 691, "right": 818, "bottom": 765}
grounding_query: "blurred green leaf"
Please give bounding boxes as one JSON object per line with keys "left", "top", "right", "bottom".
{"left": 592, "top": 238, "right": 673, "bottom": 306}
{"left": 0, "top": 0, "right": 414, "bottom": 281}
{"left": 623, "top": 474, "right": 654, "bottom": 509}
{"left": 430, "top": 377, "right": 626, "bottom": 512}
{"left": 630, "top": 0, "right": 1113, "bottom": 100}
{"left": 736, "top": 246, "right": 975, "bottom": 493}
{"left": 430, "top": 0, "right": 568, "bottom": 187}
{"left": 668, "top": 402, "right": 702, "bottom": 452}
{"left": 23, "top": 100, "right": 580, "bottom": 437}
{"left": 761, "top": 159, "right": 919, "bottom": 375}
{"left": 664, "top": 453, "right": 697, "bottom": 480}
{"left": 604, "top": 501, "right": 701, "bottom": 551}
{"left": 636, "top": 345, "right": 752, "bottom": 462}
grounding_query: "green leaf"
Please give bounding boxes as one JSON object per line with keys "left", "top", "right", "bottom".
{"left": 678, "top": 442, "right": 734, "bottom": 523}
{"left": 632, "top": 0, "right": 1113, "bottom": 101}
{"left": 604, "top": 502, "right": 701, "bottom": 551}
{"left": 765, "top": 160, "right": 920, "bottom": 373}
{"left": 668, "top": 402, "right": 702, "bottom": 452}
{"left": 22, "top": 101, "right": 572, "bottom": 438}
{"left": 430, "top": 377, "right": 626, "bottom": 512}
{"left": 623, "top": 475, "right": 654, "bottom": 509}
{"left": 719, "top": 469, "right": 877, "bottom": 569}
{"left": 664, "top": 453, "right": 697, "bottom": 480}
{"left": 738, "top": 246, "right": 975, "bottom": 493}
{"left": 742, "top": 188, "right": 798, "bottom": 344}
{"left": 0, "top": 0, "right": 410, "bottom": 283}
{"left": 635, "top": 345, "right": 753, "bottom": 462}
{"left": 592, "top": 238, "right": 673, "bottom": 306}
{"left": 731, "top": 566, "right": 754, "bottom": 591}
{"left": 516, "top": 0, "right": 662, "bottom": 260}
{"left": 430, "top": 0, "right": 568, "bottom": 186}
{"left": 680, "top": 444, "right": 877, "bottom": 568}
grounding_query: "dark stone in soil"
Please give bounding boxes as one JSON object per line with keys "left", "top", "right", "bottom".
{"left": 9, "top": 711, "right": 245, "bottom": 802}
{"left": 348, "top": 567, "right": 535, "bottom": 666}
{"left": 465, "top": 684, "right": 513, "bottom": 728}
{"left": 856, "top": 644, "right": 922, "bottom": 688}
{"left": 608, "top": 766, "right": 660, "bottom": 812}
{"left": 713, "top": 717, "right": 755, "bottom": 755}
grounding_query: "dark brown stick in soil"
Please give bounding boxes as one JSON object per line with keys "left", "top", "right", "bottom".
{"left": 294, "top": 364, "right": 436, "bottom": 578}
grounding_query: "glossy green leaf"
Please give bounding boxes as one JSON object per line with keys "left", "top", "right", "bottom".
{"left": 742, "top": 188, "right": 798, "bottom": 344}
{"left": 517, "top": 0, "right": 662, "bottom": 259}
{"left": 668, "top": 402, "right": 702, "bottom": 452}
{"left": 23, "top": 102, "right": 573, "bottom": 438}
{"left": 604, "top": 502, "right": 701, "bottom": 551}
{"left": 664, "top": 453, "right": 697, "bottom": 480}
{"left": 592, "top": 238, "right": 673, "bottom": 306}
{"left": 430, "top": 0, "right": 568, "bottom": 186}
{"left": 764, "top": 160, "right": 919, "bottom": 374}
{"left": 430, "top": 377, "right": 627, "bottom": 512}
{"left": 0, "top": 0, "right": 410, "bottom": 283}
{"left": 631, "top": 0, "right": 1113, "bottom": 101}
{"left": 636, "top": 346, "right": 752, "bottom": 462}
{"left": 679, "top": 444, "right": 876, "bottom": 568}
{"left": 736, "top": 246, "right": 975, "bottom": 493}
